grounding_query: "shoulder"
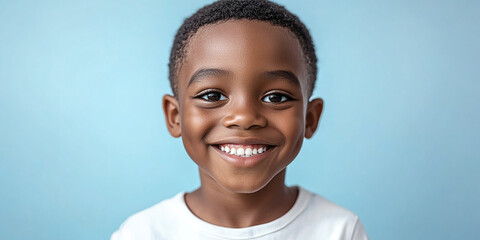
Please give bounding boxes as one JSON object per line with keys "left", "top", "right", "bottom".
{"left": 111, "top": 192, "right": 185, "bottom": 240}
{"left": 295, "top": 187, "right": 369, "bottom": 240}
{"left": 304, "top": 188, "right": 358, "bottom": 221}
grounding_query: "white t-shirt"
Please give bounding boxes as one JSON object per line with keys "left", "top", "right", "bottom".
{"left": 111, "top": 186, "right": 369, "bottom": 240}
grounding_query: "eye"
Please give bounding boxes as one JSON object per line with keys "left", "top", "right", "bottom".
{"left": 262, "top": 92, "right": 292, "bottom": 103}
{"left": 195, "top": 91, "right": 227, "bottom": 102}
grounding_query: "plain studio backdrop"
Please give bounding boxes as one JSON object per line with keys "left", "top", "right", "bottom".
{"left": 1, "top": 0, "right": 479, "bottom": 239}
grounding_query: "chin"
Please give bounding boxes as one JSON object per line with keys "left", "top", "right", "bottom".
{"left": 216, "top": 176, "right": 272, "bottom": 194}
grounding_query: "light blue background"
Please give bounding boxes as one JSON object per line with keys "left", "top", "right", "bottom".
{"left": 1, "top": 0, "right": 479, "bottom": 239}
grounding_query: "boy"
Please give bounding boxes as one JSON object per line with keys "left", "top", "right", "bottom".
{"left": 112, "top": 0, "right": 369, "bottom": 239}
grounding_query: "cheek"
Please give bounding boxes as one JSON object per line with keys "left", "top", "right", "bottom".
{"left": 285, "top": 105, "right": 305, "bottom": 134}
{"left": 272, "top": 106, "right": 305, "bottom": 153}
{"left": 180, "top": 106, "right": 217, "bottom": 153}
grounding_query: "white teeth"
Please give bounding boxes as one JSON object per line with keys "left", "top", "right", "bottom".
{"left": 218, "top": 145, "right": 269, "bottom": 157}
{"left": 236, "top": 148, "right": 244, "bottom": 156}
{"left": 245, "top": 148, "right": 252, "bottom": 157}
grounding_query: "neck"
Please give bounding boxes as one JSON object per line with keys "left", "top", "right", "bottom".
{"left": 184, "top": 169, "right": 298, "bottom": 228}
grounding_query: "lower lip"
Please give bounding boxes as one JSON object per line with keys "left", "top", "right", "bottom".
{"left": 211, "top": 146, "right": 273, "bottom": 168}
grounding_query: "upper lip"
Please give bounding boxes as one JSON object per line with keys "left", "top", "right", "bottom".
{"left": 209, "top": 137, "right": 277, "bottom": 146}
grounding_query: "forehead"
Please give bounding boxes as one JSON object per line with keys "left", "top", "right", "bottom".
{"left": 177, "top": 20, "right": 309, "bottom": 93}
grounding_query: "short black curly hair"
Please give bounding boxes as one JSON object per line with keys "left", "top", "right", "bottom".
{"left": 169, "top": 0, "right": 317, "bottom": 97}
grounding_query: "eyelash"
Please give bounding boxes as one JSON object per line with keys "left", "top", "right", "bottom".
{"left": 262, "top": 91, "right": 294, "bottom": 103}
{"left": 193, "top": 90, "right": 294, "bottom": 103}
{"left": 194, "top": 90, "right": 227, "bottom": 102}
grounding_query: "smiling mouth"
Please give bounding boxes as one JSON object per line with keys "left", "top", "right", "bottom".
{"left": 215, "top": 144, "right": 272, "bottom": 158}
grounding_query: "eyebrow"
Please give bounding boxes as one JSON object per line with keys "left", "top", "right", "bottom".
{"left": 262, "top": 70, "right": 300, "bottom": 87}
{"left": 187, "top": 68, "right": 230, "bottom": 87}
{"left": 187, "top": 68, "right": 300, "bottom": 87}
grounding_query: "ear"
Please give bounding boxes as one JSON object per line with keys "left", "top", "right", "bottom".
{"left": 305, "top": 98, "right": 324, "bottom": 139}
{"left": 162, "top": 94, "right": 181, "bottom": 138}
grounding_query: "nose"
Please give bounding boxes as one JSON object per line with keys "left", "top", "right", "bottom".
{"left": 222, "top": 98, "right": 267, "bottom": 130}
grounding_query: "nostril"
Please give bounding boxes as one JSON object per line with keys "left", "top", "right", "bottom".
{"left": 222, "top": 111, "right": 267, "bottom": 129}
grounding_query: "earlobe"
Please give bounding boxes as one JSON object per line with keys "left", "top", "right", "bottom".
{"left": 305, "top": 98, "right": 324, "bottom": 139}
{"left": 162, "top": 94, "right": 181, "bottom": 138}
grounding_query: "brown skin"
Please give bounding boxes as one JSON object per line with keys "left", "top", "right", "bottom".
{"left": 163, "top": 20, "right": 323, "bottom": 228}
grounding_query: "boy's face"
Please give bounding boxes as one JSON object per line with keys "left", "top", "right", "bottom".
{"left": 163, "top": 20, "right": 323, "bottom": 193}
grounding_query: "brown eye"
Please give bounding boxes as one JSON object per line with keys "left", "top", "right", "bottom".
{"left": 262, "top": 93, "right": 291, "bottom": 103}
{"left": 197, "top": 91, "right": 227, "bottom": 102}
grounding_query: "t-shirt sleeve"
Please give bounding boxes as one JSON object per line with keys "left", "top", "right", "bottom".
{"left": 110, "top": 225, "right": 153, "bottom": 240}
{"left": 110, "top": 230, "right": 121, "bottom": 240}
{"left": 110, "top": 215, "right": 155, "bottom": 240}
{"left": 351, "top": 217, "right": 369, "bottom": 240}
